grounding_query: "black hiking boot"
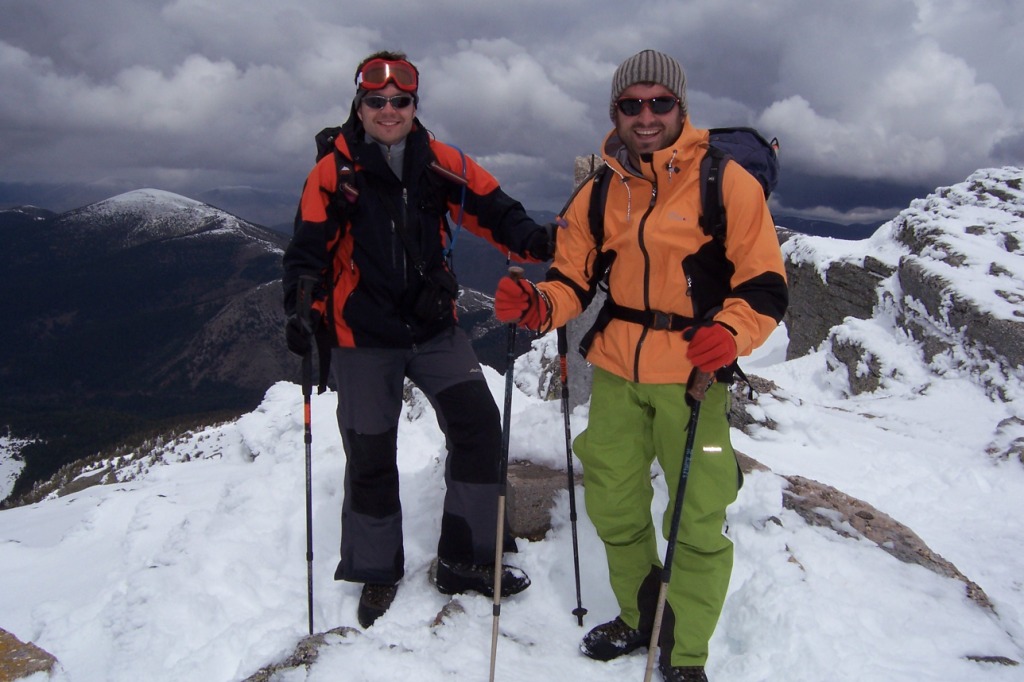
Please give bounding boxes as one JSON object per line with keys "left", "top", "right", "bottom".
{"left": 658, "top": 663, "right": 708, "bottom": 682}
{"left": 357, "top": 583, "right": 398, "bottom": 628}
{"left": 579, "top": 616, "right": 649, "bottom": 661}
{"left": 433, "top": 558, "right": 531, "bottom": 597}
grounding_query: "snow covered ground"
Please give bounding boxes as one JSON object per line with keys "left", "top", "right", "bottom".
{"left": 1, "top": 321, "right": 1022, "bottom": 681}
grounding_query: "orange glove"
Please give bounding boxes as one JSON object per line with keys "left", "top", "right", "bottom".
{"left": 494, "top": 276, "right": 549, "bottom": 330}
{"left": 683, "top": 322, "right": 737, "bottom": 372}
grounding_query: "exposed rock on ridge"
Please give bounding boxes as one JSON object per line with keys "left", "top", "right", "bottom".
{"left": 781, "top": 167, "right": 1024, "bottom": 399}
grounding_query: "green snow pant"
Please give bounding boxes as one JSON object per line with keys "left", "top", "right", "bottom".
{"left": 574, "top": 367, "right": 740, "bottom": 668}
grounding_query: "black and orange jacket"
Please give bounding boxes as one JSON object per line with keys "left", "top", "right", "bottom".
{"left": 283, "top": 118, "right": 545, "bottom": 349}
{"left": 539, "top": 120, "right": 788, "bottom": 384}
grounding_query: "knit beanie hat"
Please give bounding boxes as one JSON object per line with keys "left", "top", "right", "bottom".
{"left": 609, "top": 49, "right": 687, "bottom": 121}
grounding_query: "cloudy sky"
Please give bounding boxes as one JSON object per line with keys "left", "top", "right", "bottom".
{"left": 2, "top": 0, "right": 1022, "bottom": 226}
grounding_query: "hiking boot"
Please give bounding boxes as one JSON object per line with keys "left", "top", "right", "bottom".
{"left": 579, "top": 616, "right": 649, "bottom": 661}
{"left": 659, "top": 663, "right": 708, "bottom": 682}
{"left": 357, "top": 583, "right": 398, "bottom": 628}
{"left": 434, "top": 558, "right": 531, "bottom": 597}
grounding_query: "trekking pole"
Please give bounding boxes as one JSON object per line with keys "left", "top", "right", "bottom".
{"left": 298, "top": 275, "right": 317, "bottom": 636}
{"left": 489, "top": 265, "right": 523, "bottom": 682}
{"left": 557, "top": 326, "right": 587, "bottom": 626}
{"left": 642, "top": 370, "right": 715, "bottom": 682}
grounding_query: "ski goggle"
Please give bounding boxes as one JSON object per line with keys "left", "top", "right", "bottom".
{"left": 356, "top": 59, "right": 419, "bottom": 92}
{"left": 361, "top": 94, "right": 415, "bottom": 110}
{"left": 615, "top": 96, "right": 680, "bottom": 116}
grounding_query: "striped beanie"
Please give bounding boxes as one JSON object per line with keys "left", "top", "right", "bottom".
{"left": 609, "top": 49, "right": 687, "bottom": 121}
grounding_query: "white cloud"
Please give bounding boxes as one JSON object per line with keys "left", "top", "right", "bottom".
{"left": 759, "top": 39, "right": 1014, "bottom": 184}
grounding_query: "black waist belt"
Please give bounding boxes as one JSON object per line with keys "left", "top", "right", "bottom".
{"left": 579, "top": 299, "right": 695, "bottom": 356}
{"left": 605, "top": 301, "right": 694, "bottom": 331}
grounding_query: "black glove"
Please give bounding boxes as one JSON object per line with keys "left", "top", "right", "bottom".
{"left": 525, "top": 222, "right": 559, "bottom": 261}
{"left": 285, "top": 314, "right": 313, "bottom": 356}
{"left": 287, "top": 275, "right": 321, "bottom": 356}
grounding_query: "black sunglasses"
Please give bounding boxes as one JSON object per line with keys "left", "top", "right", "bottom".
{"left": 362, "top": 94, "right": 415, "bottom": 110}
{"left": 615, "top": 96, "right": 679, "bottom": 116}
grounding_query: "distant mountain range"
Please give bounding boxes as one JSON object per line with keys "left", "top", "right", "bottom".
{"left": 773, "top": 215, "right": 881, "bottom": 240}
{"left": 0, "top": 190, "right": 539, "bottom": 503}
{"left": 0, "top": 191, "right": 291, "bottom": 499}
{"left": 4, "top": 179, "right": 883, "bottom": 243}
{"left": 0, "top": 181, "right": 297, "bottom": 233}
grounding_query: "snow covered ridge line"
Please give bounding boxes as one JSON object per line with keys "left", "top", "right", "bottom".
{"left": 1, "top": 205, "right": 52, "bottom": 220}
{"left": 9, "top": 419, "right": 240, "bottom": 506}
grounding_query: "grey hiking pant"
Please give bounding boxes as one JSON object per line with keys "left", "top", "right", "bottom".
{"left": 330, "top": 326, "right": 510, "bottom": 585}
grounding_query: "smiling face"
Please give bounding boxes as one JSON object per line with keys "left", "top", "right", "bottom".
{"left": 357, "top": 83, "right": 416, "bottom": 146}
{"left": 613, "top": 82, "right": 684, "bottom": 164}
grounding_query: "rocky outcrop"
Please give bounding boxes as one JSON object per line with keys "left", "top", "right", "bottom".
{"left": 506, "top": 461, "right": 582, "bottom": 541}
{"left": 895, "top": 254, "right": 1024, "bottom": 392}
{"left": 240, "top": 627, "right": 360, "bottom": 681}
{"left": 0, "top": 627, "right": 59, "bottom": 680}
{"left": 783, "top": 167, "right": 1024, "bottom": 399}
{"left": 779, "top": 473, "right": 992, "bottom": 610}
{"left": 783, "top": 256, "right": 893, "bottom": 359}
{"left": 239, "top": 599, "right": 470, "bottom": 681}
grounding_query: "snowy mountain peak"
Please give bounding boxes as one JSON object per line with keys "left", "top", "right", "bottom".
{"left": 92, "top": 187, "right": 208, "bottom": 214}
{"left": 58, "top": 187, "right": 283, "bottom": 254}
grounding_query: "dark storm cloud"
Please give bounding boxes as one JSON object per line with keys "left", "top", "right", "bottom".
{"left": 1, "top": 0, "right": 1021, "bottom": 225}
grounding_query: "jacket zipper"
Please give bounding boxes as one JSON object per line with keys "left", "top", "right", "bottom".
{"left": 632, "top": 172, "right": 658, "bottom": 382}
{"left": 401, "top": 187, "right": 409, "bottom": 287}
{"left": 390, "top": 207, "right": 399, "bottom": 271}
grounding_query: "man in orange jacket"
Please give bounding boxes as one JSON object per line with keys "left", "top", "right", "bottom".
{"left": 494, "top": 49, "right": 788, "bottom": 682}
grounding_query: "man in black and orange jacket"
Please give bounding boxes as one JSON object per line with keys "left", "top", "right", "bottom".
{"left": 282, "top": 50, "right": 552, "bottom": 629}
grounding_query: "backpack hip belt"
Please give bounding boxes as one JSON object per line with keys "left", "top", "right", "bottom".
{"left": 578, "top": 297, "right": 695, "bottom": 356}
{"left": 606, "top": 301, "right": 694, "bottom": 331}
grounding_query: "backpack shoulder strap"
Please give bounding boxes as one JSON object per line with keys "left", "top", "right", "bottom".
{"left": 586, "top": 164, "right": 612, "bottom": 252}
{"left": 311, "top": 126, "right": 360, "bottom": 211}
{"left": 333, "top": 150, "right": 359, "bottom": 202}
{"left": 427, "top": 143, "right": 468, "bottom": 263}
{"left": 698, "top": 145, "right": 729, "bottom": 245}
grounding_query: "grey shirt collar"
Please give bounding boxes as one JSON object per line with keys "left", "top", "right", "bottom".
{"left": 367, "top": 136, "right": 406, "bottom": 180}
